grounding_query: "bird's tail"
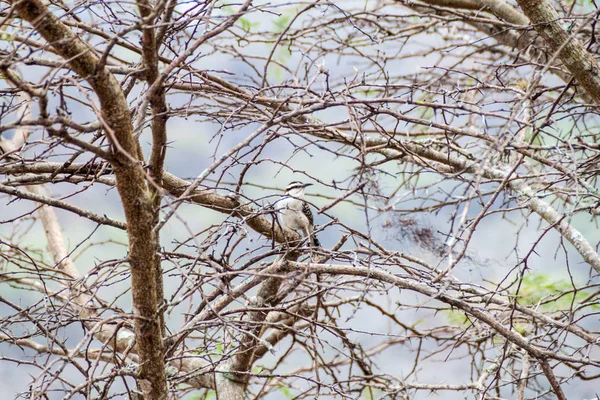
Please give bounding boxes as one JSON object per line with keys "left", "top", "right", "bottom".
{"left": 312, "top": 235, "right": 321, "bottom": 248}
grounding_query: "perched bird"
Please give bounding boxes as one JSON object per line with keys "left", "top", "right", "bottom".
{"left": 275, "top": 181, "right": 320, "bottom": 247}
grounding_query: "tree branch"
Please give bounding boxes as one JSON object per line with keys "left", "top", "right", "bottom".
{"left": 515, "top": 0, "right": 600, "bottom": 104}
{"left": 8, "top": 0, "right": 167, "bottom": 397}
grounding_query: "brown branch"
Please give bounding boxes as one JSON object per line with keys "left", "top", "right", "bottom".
{"left": 0, "top": 162, "right": 306, "bottom": 244}
{"left": 538, "top": 357, "right": 567, "bottom": 400}
{"left": 0, "top": 182, "right": 126, "bottom": 229}
{"left": 8, "top": 0, "right": 167, "bottom": 397}
{"left": 515, "top": 0, "right": 600, "bottom": 104}
{"left": 416, "top": 0, "right": 529, "bottom": 26}
{"left": 6, "top": 157, "right": 600, "bottom": 277}
{"left": 135, "top": 0, "right": 169, "bottom": 344}
{"left": 290, "top": 261, "right": 597, "bottom": 368}
{"left": 304, "top": 123, "right": 600, "bottom": 274}
{"left": 228, "top": 255, "right": 294, "bottom": 381}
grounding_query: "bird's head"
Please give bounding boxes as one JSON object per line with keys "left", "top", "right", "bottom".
{"left": 284, "top": 181, "right": 312, "bottom": 197}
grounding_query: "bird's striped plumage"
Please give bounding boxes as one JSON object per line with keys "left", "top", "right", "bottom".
{"left": 275, "top": 181, "right": 320, "bottom": 247}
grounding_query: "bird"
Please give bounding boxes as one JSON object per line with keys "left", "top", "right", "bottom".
{"left": 274, "top": 181, "right": 321, "bottom": 247}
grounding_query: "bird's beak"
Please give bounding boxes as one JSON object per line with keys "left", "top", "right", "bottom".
{"left": 303, "top": 183, "right": 313, "bottom": 188}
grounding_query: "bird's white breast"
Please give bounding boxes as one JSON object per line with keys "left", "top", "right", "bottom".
{"left": 275, "top": 197, "right": 309, "bottom": 230}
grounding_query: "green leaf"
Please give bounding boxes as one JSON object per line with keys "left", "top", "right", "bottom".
{"left": 361, "top": 386, "right": 383, "bottom": 399}
{"left": 444, "top": 309, "right": 469, "bottom": 326}
{"left": 273, "top": 13, "right": 291, "bottom": 33}
{"left": 514, "top": 273, "right": 599, "bottom": 312}
{"left": 239, "top": 17, "right": 260, "bottom": 33}
{"left": 278, "top": 386, "right": 294, "bottom": 399}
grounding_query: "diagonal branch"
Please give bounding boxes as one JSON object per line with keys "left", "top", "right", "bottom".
{"left": 0, "top": 182, "right": 126, "bottom": 229}
{"left": 514, "top": 0, "right": 600, "bottom": 104}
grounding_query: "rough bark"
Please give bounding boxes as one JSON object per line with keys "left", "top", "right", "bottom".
{"left": 136, "top": 0, "right": 169, "bottom": 340}
{"left": 514, "top": 0, "right": 600, "bottom": 104}
{"left": 8, "top": 0, "right": 167, "bottom": 398}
